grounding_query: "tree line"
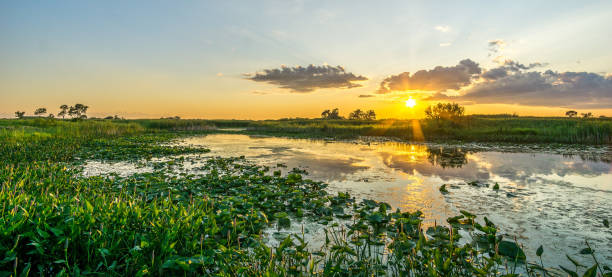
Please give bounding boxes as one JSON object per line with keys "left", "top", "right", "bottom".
{"left": 15, "top": 104, "right": 89, "bottom": 119}
{"left": 321, "top": 108, "right": 376, "bottom": 120}
{"left": 565, "top": 110, "right": 605, "bottom": 118}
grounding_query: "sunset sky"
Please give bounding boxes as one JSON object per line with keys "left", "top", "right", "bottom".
{"left": 1, "top": 1, "right": 612, "bottom": 119}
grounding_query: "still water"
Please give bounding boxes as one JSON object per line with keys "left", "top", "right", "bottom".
{"left": 181, "top": 134, "right": 612, "bottom": 267}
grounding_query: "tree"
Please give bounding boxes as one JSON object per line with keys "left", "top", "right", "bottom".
{"left": 565, "top": 110, "right": 577, "bottom": 118}
{"left": 321, "top": 109, "right": 330, "bottom": 119}
{"left": 48, "top": 113, "right": 55, "bottom": 118}
{"left": 321, "top": 108, "right": 342, "bottom": 119}
{"left": 348, "top": 109, "right": 376, "bottom": 120}
{"left": 365, "top": 110, "right": 376, "bottom": 120}
{"left": 581, "top": 112, "right": 593, "bottom": 118}
{"left": 68, "top": 104, "right": 89, "bottom": 119}
{"left": 34, "top": 107, "right": 47, "bottom": 116}
{"left": 329, "top": 108, "right": 341, "bottom": 119}
{"left": 58, "top": 105, "right": 69, "bottom": 119}
{"left": 425, "top": 103, "right": 465, "bottom": 120}
{"left": 15, "top": 111, "right": 25, "bottom": 118}
{"left": 349, "top": 109, "right": 365, "bottom": 120}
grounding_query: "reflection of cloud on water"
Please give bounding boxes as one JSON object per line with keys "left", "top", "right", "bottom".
{"left": 249, "top": 146, "right": 293, "bottom": 154}
{"left": 277, "top": 153, "right": 370, "bottom": 182}
{"left": 378, "top": 150, "right": 612, "bottom": 185}
{"left": 379, "top": 152, "right": 490, "bottom": 181}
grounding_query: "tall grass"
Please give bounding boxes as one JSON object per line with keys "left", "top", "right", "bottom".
{"left": 244, "top": 117, "right": 612, "bottom": 144}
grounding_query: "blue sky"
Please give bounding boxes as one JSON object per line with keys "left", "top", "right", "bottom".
{"left": 2, "top": 1, "right": 612, "bottom": 118}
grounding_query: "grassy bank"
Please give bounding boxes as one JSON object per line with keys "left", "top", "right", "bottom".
{"left": 6, "top": 116, "right": 610, "bottom": 144}
{"left": 1, "top": 119, "right": 610, "bottom": 276}
{"left": 242, "top": 117, "right": 612, "bottom": 144}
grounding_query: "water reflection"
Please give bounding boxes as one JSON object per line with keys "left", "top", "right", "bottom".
{"left": 180, "top": 134, "right": 612, "bottom": 267}
{"left": 427, "top": 147, "right": 468, "bottom": 168}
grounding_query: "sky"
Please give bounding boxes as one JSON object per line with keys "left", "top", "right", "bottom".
{"left": 1, "top": 0, "right": 612, "bottom": 119}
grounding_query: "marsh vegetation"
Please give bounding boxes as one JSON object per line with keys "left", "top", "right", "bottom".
{"left": 1, "top": 118, "right": 611, "bottom": 276}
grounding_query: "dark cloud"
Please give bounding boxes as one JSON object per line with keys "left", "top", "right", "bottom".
{"left": 358, "top": 94, "right": 375, "bottom": 98}
{"left": 428, "top": 69, "right": 612, "bottom": 108}
{"left": 247, "top": 64, "right": 367, "bottom": 92}
{"left": 376, "top": 59, "right": 482, "bottom": 94}
{"left": 482, "top": 60, "right": 546, "bottom": 80}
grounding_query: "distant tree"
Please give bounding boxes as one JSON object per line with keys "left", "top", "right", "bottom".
{"left": 425, "top": 103, "right": 465, "bottom": 120}
{"left": 34, "top": 107, "right": 47, "bottom": 116}
{"left": 329, "top": 108, "right": 341, "bottom": 119}
{"left": 15, "top": 111, "right": 25, "bottom": 118}
{"left": 48, "top": 113, "right": 55, "bottom": 118}
{"left": 68, "top": 104, "right": 89, "bottom": 119}
{"left": 104, "top": 116, "right": 114, "bottom": 120}
{"left": 565, "top": 110, "right": 578, "bottom": 118}
{"left": 321, "top": 109, "right": 330, "bottom": 119}
{"left": 581, "top": 112, "right": 593, "bottom": 118}
{"left": 58, "top": 105, "right": 69, "bottom": 119}
{"left": 366, "top": 110, "right": 376, "bottom": 120}
{"left": 349, "top": 109, "right": 365, "bottom": 120}
{"left": 321, "top": 108, "right": 342, "bottom": 119}
{"left": 348, "top": 109, "right": 376, "bottom": 120}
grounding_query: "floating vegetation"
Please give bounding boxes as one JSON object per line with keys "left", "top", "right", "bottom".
{"left": 439, "top": 184, "right": 449, "bottom": 194}
{"left": 493, "top": 182, "right": 500, "bottom": 190}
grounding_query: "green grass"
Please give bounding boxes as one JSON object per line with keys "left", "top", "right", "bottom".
{"left": 8, "top": 115, "right": 607, "bottom": 144}
{"left": 1, "top": 118, "right": 610, "bottom": 276}
{"left": 241, "top": 117, "right": 612, "bottom": 144}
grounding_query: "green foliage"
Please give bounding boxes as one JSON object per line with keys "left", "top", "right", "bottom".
{"left": 425, "top": 102, "right": 465, "bottom": 120}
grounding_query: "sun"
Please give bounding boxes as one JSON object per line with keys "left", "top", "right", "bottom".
{"left": 405, "top": 97, "right": 417, "bottom": 108}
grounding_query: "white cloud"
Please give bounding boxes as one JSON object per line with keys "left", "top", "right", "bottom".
{"left": 435, "top": 25, "right": 450, "bottom": 32}
{"left": 439, "top": 42, "right": 452, "bottom": 47}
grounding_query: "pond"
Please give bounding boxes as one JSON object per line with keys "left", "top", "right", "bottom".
{"left": 178, "top": 133, "right": 612, "bottom": 268}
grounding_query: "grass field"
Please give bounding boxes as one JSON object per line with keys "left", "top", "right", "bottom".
{"left": 93, "top": 116, "right": 612, "bottom": 144}
{"left": 240, "top": 116, "right": 612, "bottom": 144}
{"left": 1, "top": 118, "right": 609, "bottom": 276}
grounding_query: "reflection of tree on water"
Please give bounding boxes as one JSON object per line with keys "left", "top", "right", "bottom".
{"left": 427, "top": 147, "right": 468, "bottom": 168}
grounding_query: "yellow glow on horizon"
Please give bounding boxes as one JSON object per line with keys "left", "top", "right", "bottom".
{"left": 405, "top": 97, "right": 417, "bottom": 108}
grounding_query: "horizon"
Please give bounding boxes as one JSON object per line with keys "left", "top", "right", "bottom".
{"left": 2, "top": 1, "right": 612, "bottom": 119}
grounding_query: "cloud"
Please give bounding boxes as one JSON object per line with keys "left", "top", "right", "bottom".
{"left": 251, "top": 90, "right": 272, "bottom": 95}
{"left": 358, "top": 94, "right": 375, "bottom": 98}
{"left": 377, "top": 39, "right": 612, "bottom": 109}
{"left": 439, "top": 42, "right": 452, "bottom": 47}
{"left": 427, "top": 66, "right": 612, "bottom": 108}
{"left": 377, "top": 59, "right": 482, "bottom": 94}
{"left": 481, "top": 60, "right": 546, "bottom": 80}
{"left": 247, "top": 64, "right": 367, "bottom": 92}
{"left": 435, "top": 25, "right": 450, "bottom": 32}
{"left": 488, "top": 39, "right": 505, "bottom": 54}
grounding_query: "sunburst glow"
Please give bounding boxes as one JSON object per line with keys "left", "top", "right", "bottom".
{"left": 405, "top": 97, "right": 417, "bottom": 108}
